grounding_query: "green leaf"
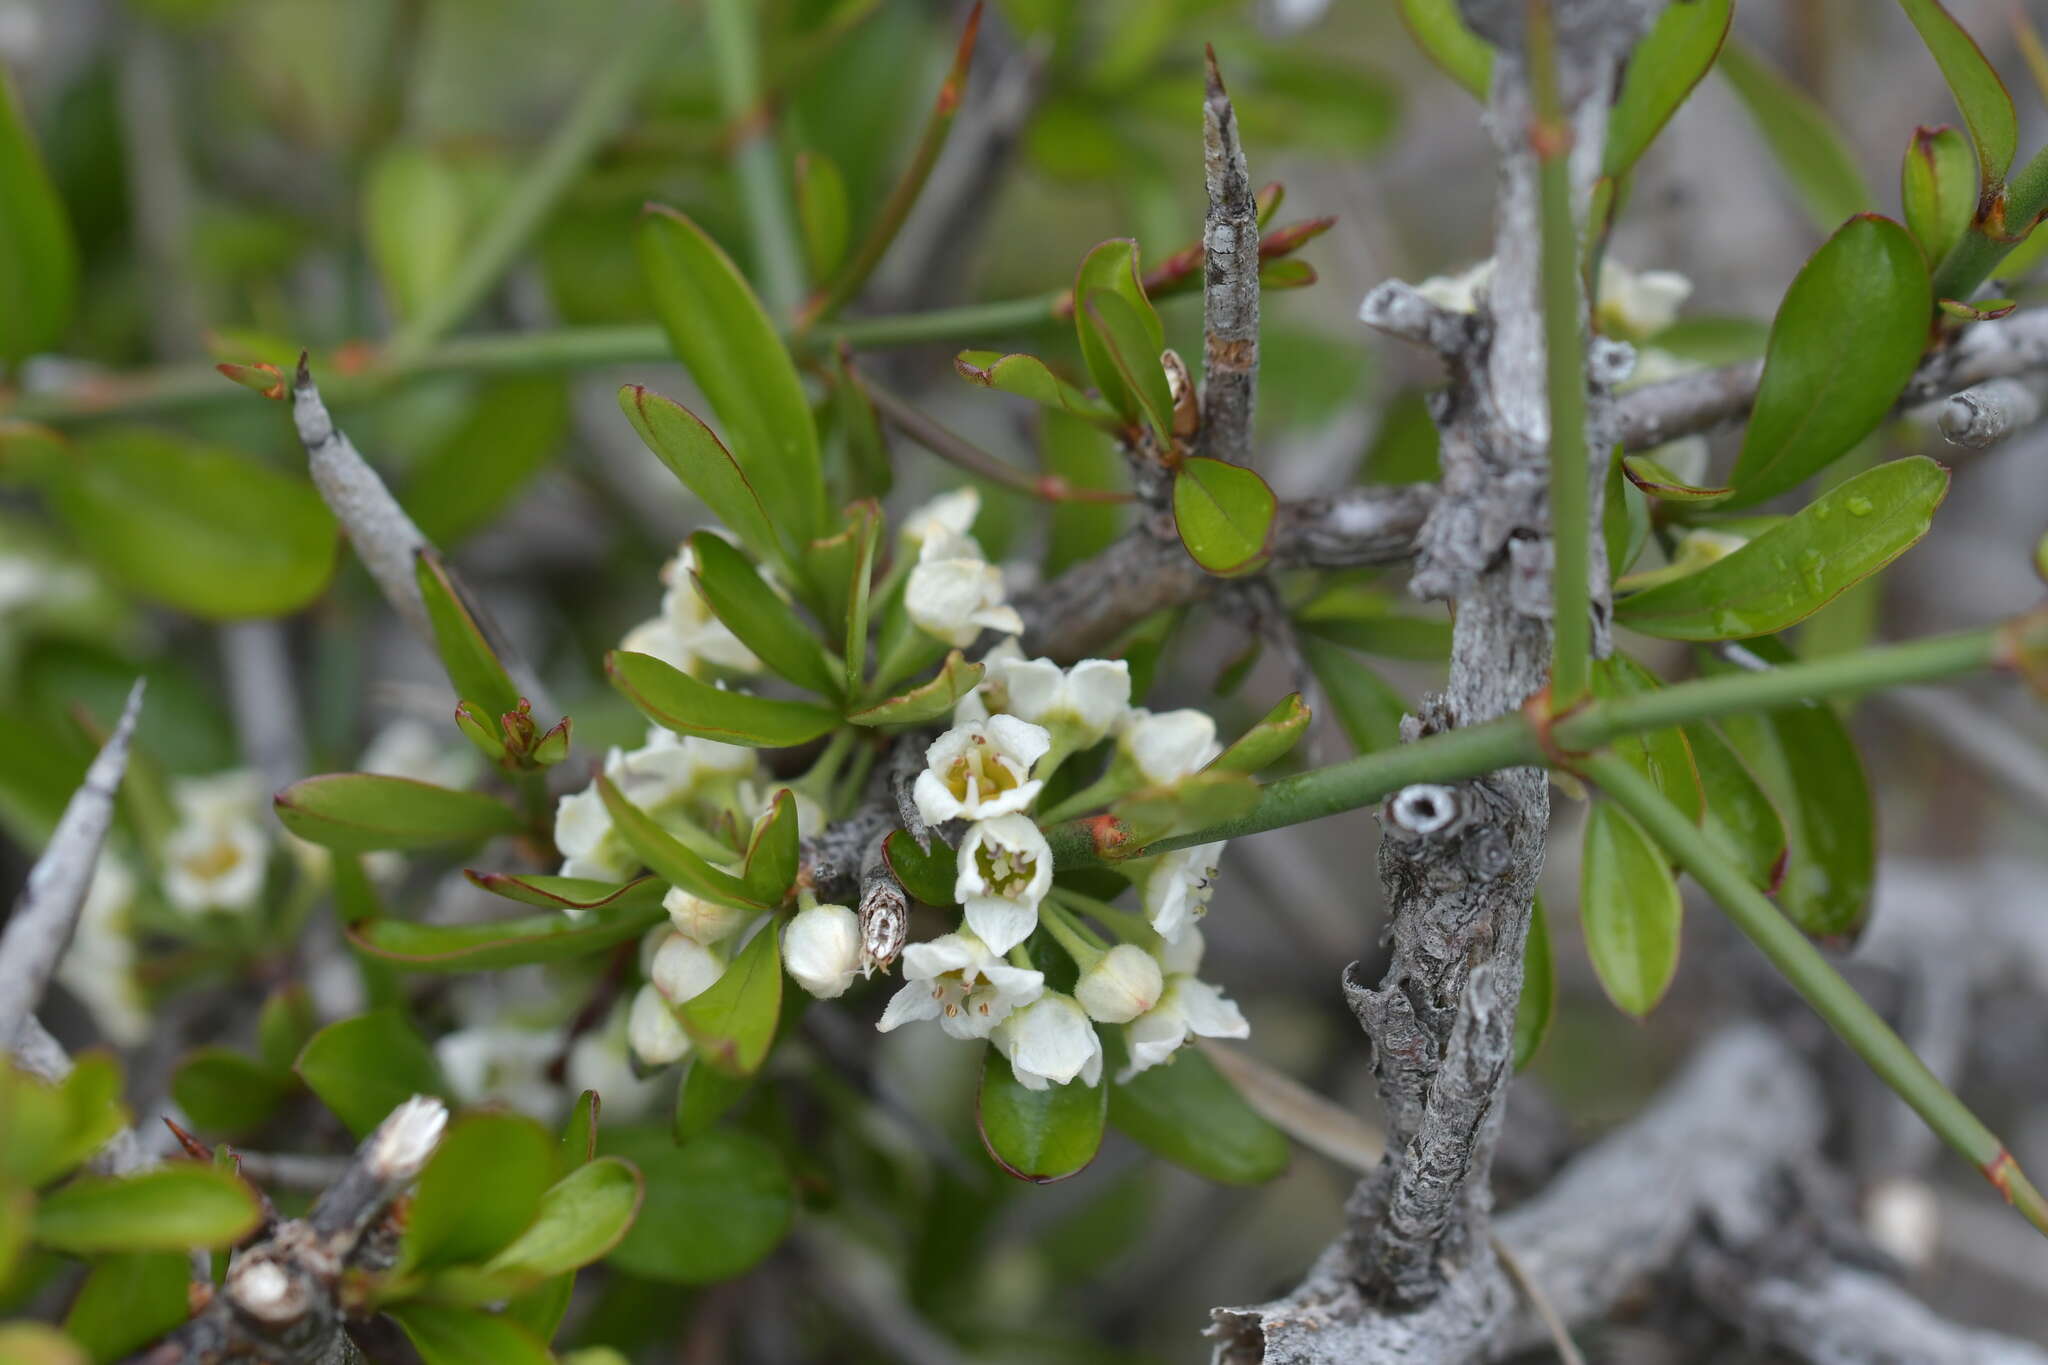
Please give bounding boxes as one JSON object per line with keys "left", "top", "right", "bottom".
{"left": 480, "top": 1155, "right": 642, "bottom": 1285}
{"left": 294, "top": 1009, "right": 447, "bottom": 1138}
{"left": 673, "top": 1056, "right": 755, "bottom": 1144}
{"left": 1701, "top": 639, "right": 1874, "bottom": 938}
{"left": 1207, "top": 694, "right": 1310, "bottom": 776}
{"left": 618, "top": 385, "right": 783, "bottom": 571}
{"left": 1172, "top": 457, "right": 1275, "bottom": 577}
{"left": 955, "top": 351, "right": 1119, "bottom": 424}
{"left": 402, "top": 1112, "right": 555, "bottom": 1271}
{"left": 1300, "top": 639, "right": 1407, "bottom": 756}
{"left": 844, "top": 650, "right": 984, "bottom": 726}
{"left": 1591, "top": 654, "right": 1703, "bottom": 820}
{"left": 795, "top": 151, "right": 849, "bottom": 279}
{"left": 1042, "top": 408, "right": 1128, "bottom": 577}
{"left": 0, "top": 1323, "right": 89, "bottom": 1365}
{"left": 171, "top": 1048, "right": 290, "bottom": 1139}
{"left": 1725, "top": 216, "right": 1929, "bottom": 506}
{"left": 687, "top": 532, "right": 839, "bottom": 698}
{"left": 388, "top": 1302, "right": 554, "bottom": 1365}
{"left": 1902, "top": 125, "right": 1978, "bottom": 265}
{"left": 561, "top": 1091, "right": 598, "bottom": 1171}
{"left": 64, "top": 1251, "right": 189, "bottom": 1364}
{"left": 677, "top": 920, "right": 782, "bottom": 1077}
{"left": 1580, "top": 800, "right": 1682, "bottom": 1017}
{"left": 740, "top": 788, "right": 800, "bottom": 906}
{"left": 48, "top": 429, "right": 336, "bottom": 619}
{"left": 1071, "top": 240, "right": 1163, "bottom": 425}
{"left": 1108, "top": 1048, "right": 1288, "bottom": 1185}
{"left": 350, "top": 898, "right": 667, "bottom": 973}
{"left": 976, "top": 1051, "right": 1106, "bottom": 1183}
{"left": 882, "top": 829, "right": 958, "bottom": 906}
{"left": 3, "top": 1053, "right": 128, "bottom": 1190}
{"left": 1896, "top": 0, "right": 2016, "bottom": 186}
{"left": 594, "top": 773, "right": 760, "bottom": 910}
{"left": 598, "top": 1127, "right": 792, "bottom": 1284}
{"left": 638, "top": 206, "right": 826, "bottom": 546}
{"left": 1653, "top": 314, "right": 1772, "bottom": 365}
{"left": 1620, "top": 454, "right": 1730, "bottom": 503}
{"left": 1083, "top": 290, "right": 1175, "bottom": 441}
{"left": 274, "top": 773, "right": 521, "bottom": 853}
{"left": 1616, "top": 456, "right": 1948, "bottom": 639}
{"left": 406, "top": 376, "right": 570, "bottom": 545}
{"left": 1293, "top": 586, "right": 1453, "bottom": 660}
{"left": 362, "top": 145, "right": 469, "bottom": 322}
{"left": 416, "top": 550, "right": 521, "bottom": 720}
{"left": 1603, "top": 0, "right": 1731, "bottom": 180}
{"left": 1719, "top": 39, "right": 1871, "bottom": 234}
{"left": 35, "top": 1167, "right": 261, "bottom": 1254}
{"left": 0, "top": 69, "right": 79, "bottom": 364}
{"left": 1512, "top": 896, "right": 1554, "bottom": 1070}
{"left": 1392, "top": 0, "right": 1493, "bottom": 100}
{"left": 257, "top": 986, "right": 317, "bottom": 1075}
{"left": 1685, "top": 721, "right": 1790, "bottom": 893}
{"left": 607, "top": 649, "right": 839, "bottom": 749}
{"left": 463, "top": 871, "right": 668, "bottom": 914}
{"left": 1603, "top": 444, "right": 1652, "bottom": 577}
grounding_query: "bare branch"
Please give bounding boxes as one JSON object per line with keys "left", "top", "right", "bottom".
{"left": 1197, "top": 46, "right": 1259, "bottom": 466}
{"left": 1939, "top": 376, "right": 2048, "bottom": 450}
{"left": 220, "top": 622, "right": 305, "bottom": 792}
{"left": 0, "top": 679, "right": 145, "bottom": 1051}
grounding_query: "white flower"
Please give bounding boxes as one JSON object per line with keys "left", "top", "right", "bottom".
{"left": 1597, "top": 259, "right": 1691, "bottom": 339}
{"left": 620, "top": 541, "right": 761, "bottom": 676}
{"left": 905, "top": 529, "right": 1023, "bottom": 646}
{"left": 553, "top": 785, "right": 627, "bottom": 882}
{"left": 954, "top": 814, "right": 1055, "bottom": 955}
{"left": 435, "top": 1026, "right": 562, "bottom": 1121}
{"left": 1119, "top": 708, "right": 1221, "bottom": 785}
{"left": 1074, "top": 944, "right": 1164, "bottom": 1024}
{"left": 783, "top": 904, "right": 862, "bottom": 999}
{"left": 162, "top": 771, "right": 270, "bottom": 915}
{"left": 359, "top": 717, "right": 475, "bottom": 790}
{"left": 566, "top": 1005, "right": 665, "bottom": 1123}
{"left": 1119, "top": 929, "right": 1249, "bottom": 1081}
{"left": 664, "top": 887, "right": 754, "bottom": 944}
{"left": 876, "top": 930, "right": 1043, "bottom": 1040}
{"left": 651, "top": 931, "right": 726, "bottom": 1004}
{"left": 1136, "top": 840, "right": 1225, "bottom": 941}
{"left": 899, "top": 487, "right": 981, "bottom": 546}
{"left": 627, "top": 983, "right": 691, "bottom": 1066}
{"left": 1407, "top": 258, "right": 1494, "bottom": 314}
{"left": 990, "top": 655, "right": 1130, "bottom": 749}
{"left": 913, "top": 716, "right": 1051, "bottom": 825}
{"left": 992, "top": 993, "right": 1102, "bottom": 1090}
{"left": 553, "top": 728, "right": 743, "bottom": 882}
{"left": 54, "top": 856, "right": 147, "bottom": 1047}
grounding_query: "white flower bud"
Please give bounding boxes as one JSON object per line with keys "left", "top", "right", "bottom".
{"left": 664, "top": 887, "right": 754, "bottom": 944}
{"left": 1075, "top": 944, "right": 1165, "bottom": 1023}
{"left": 650, "top": 931, "right": 725, "bottom": 1005}
{"left": 992, "top": 993, "right": 1103, "bottom": 1090}
{"left": 1120, "top": 708, "right": 1220, "bottom": 785}
{"left": 782, "top": 904, "right": 863, "bottom": 999}
{"left": 905, "top": 529, "right": 1023, "bottom": 646}
{"left": 899, "top": 487, "right": 981, "bottom": 546}
{"left": 628, "top": 984, "right": 691, "bottom": 1066}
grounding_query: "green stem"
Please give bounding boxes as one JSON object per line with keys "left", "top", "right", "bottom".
{"left": 1046, "top": 615, "right": 2041, "bottom": 867}
{"left": 705, "top": 0, "right": 805, "bottom": 317}
{"left": 1050, "top": 887, "right": 1157, "bottom": 947}
{"left": 1529, "top": 0, "right": 1591, "bottom": 707}
{"left": 1587, "top": 753, "right": 2048, "bottom": 1238}
{"left": 5, "top": 294, "right": 1067, "bottom": 428}
{"left": 1039, "top": 900, "right": 1105, "bottom": 969}
{"left": 1929, "top": 139, "right": 2048, "bottom": 303}
{"left": 384, "top": 7, "right": 688, "bottom": 366}
{"left": 1036, "top": 763, "right": 1140, "bottom": 825}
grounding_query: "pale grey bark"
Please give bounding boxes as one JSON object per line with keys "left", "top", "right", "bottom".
{"left": 0, "top": 679, "right": 144, "bottom": 1051}
{"left": 1939, "top": 376, "right": 2048, "bottom": 450}
{"left": 1197, "top": 48, "right": 1259, "bottom": 467}
{"left": 220, "top": 621, "right": 306, "bottom": 793}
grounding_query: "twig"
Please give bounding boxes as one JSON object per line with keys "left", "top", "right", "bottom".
{"left": 1938, "top": 375, "right": 2048, "bottom": 450}
{"left": 227, "top": 1150, "right": 356, "bottom": 1193}
{"left": 860, "top": 373, "right": 1132, "bottom": 503}
{"left": 1196, "top": 46, "right": 1259, "bottom": 467}
{"left": 1489, "top": 1235, "right": 1587, "bottom": 1365}
{"left": 0, "top": 680, "right": 144, "bottom": 1050}
{"left": 857, "top": 830, "right": 908, "bottom": 973}
{"left": 220, "top": 622, "right": 305, "bottom": 793}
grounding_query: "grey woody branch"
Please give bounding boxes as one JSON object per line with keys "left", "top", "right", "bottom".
{"left": 124, "top": 1096, "right": 449, "bottom": 1365}
{"left": 0, "top": 679, "right": 144, "bottom": 1051}
{"left": 1196, "top": 47, "right": 1259, "bottom": 467}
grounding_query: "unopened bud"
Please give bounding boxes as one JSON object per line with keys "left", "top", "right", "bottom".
{"left": 1075, "top": 944, "right": 1165, "bottom": 1023}
{"left": 783, "top": 903, "right": 863, "bottom": 999}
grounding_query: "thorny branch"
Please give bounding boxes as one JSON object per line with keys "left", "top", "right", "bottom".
{"left": 0, "top": 679, "right": 144, "bottom": 1051}
{"left": 1197, "top": 46, "right": 1260, "bottom": 468}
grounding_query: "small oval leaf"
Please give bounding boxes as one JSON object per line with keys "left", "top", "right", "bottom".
{"left": 977, "top": 1050, "right": 1106, "bottom": 1183}
{"left": 274, "top": 773, "right": 522, "bottom": 853}
{"left": 1172, "top": 457, "right": 1276, "bottom": 577}
{"left": 607, "top": 650, "right": 840, "bottom": 749}
{"left": 1579, "top": 800, "right": 1682, "bottom": 1018}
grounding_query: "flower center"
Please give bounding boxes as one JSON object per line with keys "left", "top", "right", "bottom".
{"left": 975, "top": 842, "right": 1037, "bottom": 898}
{"left": 183, "top": 838, "right": 245, "bottom": 882}
{"left": 943, "top": 736, "right": 1018, "bottom": 804}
